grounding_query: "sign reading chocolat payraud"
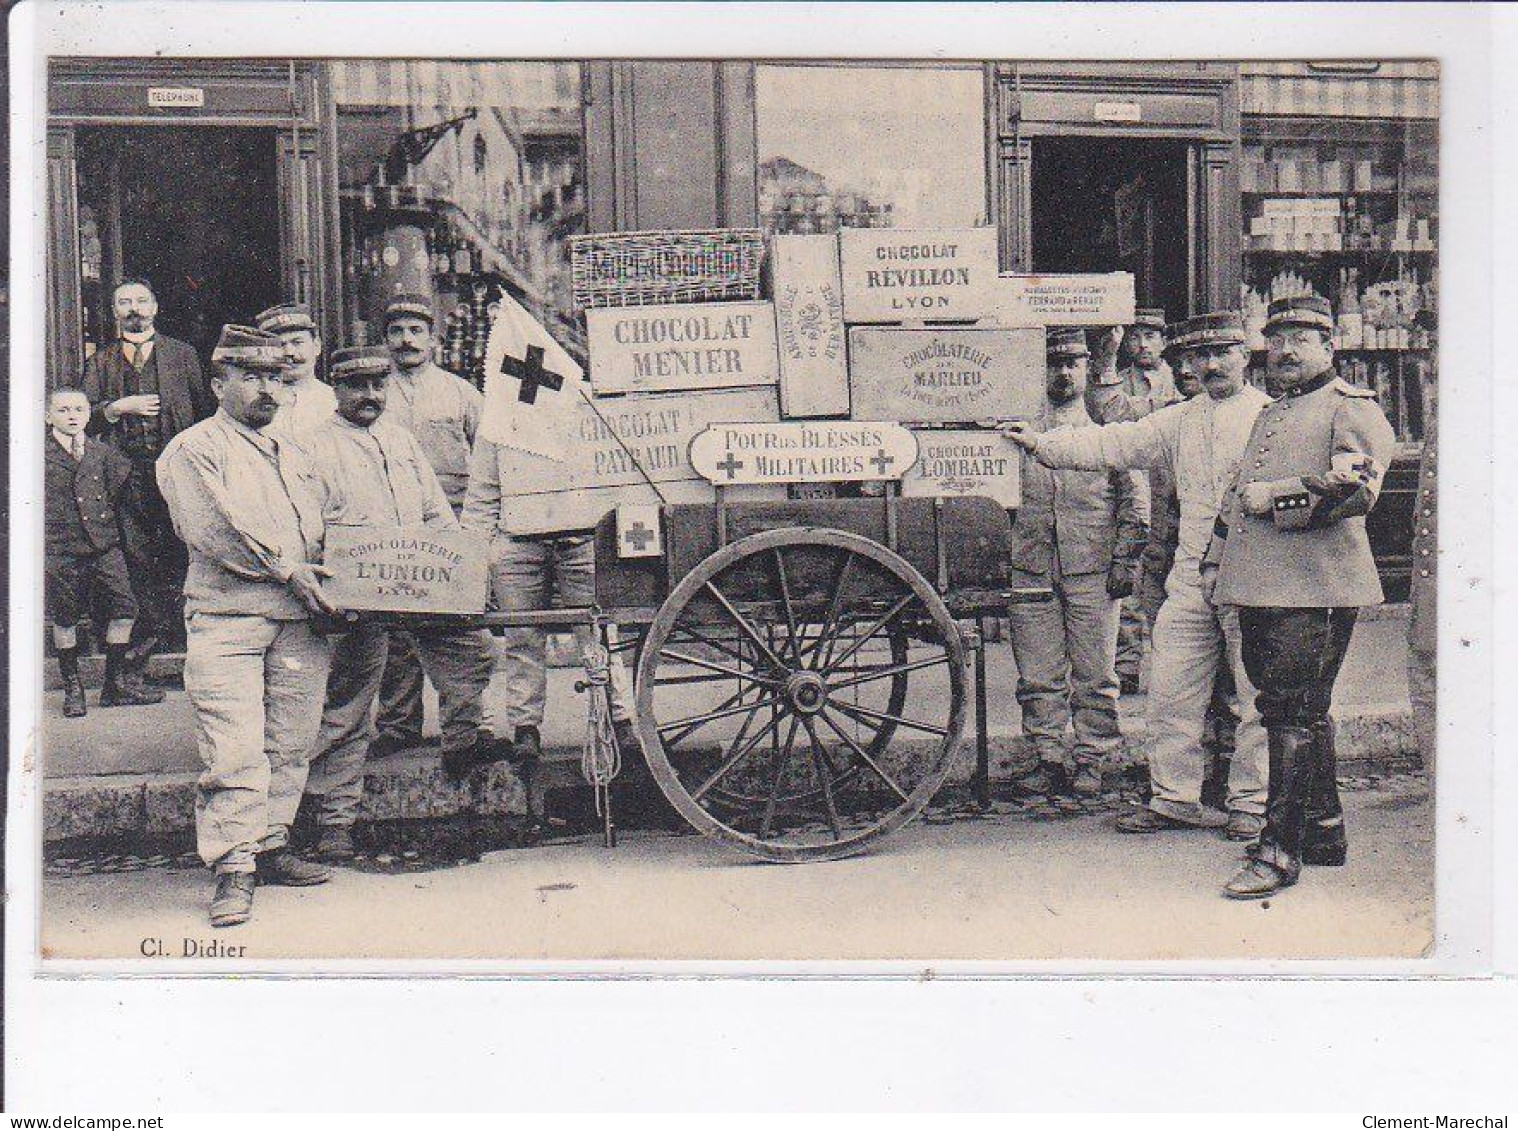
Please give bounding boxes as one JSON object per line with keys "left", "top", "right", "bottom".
{"left": 991, "top": 272, "right": 1137, "bottom": 327}
{"left": 848, "top": 327, "right": 1045, "bottom": 423}
{"left": 901, "top": 429, "right": 1023, "bottom": 509}
{"left": 689, "top": 421, "right": 918, "bottom": 485}
{"left": 585, "top": 301, "right": 779, "bottom": 395}
{"left": 496, "top": 386, "right": 784, "bottom": 535}
{"left": 772, "top": 236, "right": 850, "bottom": 418}
{"left": 324, "top": 526, "right": 490, "bottom": 615}
{"left": 838, "top": 227, "right": 999, "bottom": 323}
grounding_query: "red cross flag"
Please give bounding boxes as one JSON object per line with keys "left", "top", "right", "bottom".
{"left": 479, "top": 290, "right": 590, "bottom": 460}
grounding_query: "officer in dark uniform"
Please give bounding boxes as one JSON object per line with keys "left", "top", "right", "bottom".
{"left": 1202, "top": 295, "right": 1397, "bottom": 899}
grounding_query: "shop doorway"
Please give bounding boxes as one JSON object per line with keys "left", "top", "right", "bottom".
{"left": 1030, "top": 137, "right": 1191, "bottom": 321}
{"left": 75, "top": 126, "right": 284, "bottom": 366}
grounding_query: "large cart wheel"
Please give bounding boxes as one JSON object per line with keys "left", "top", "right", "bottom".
{"left": 634, "top": 528, "right": 967, "bottom": 863}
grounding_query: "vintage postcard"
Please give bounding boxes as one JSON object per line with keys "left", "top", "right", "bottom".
{"left": 9, "top": 4, "right": 1491, "bottom": 978}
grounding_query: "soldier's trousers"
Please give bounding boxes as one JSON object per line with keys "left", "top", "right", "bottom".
{"left": 182, "top": 613, "right": 331, "bottom": 873}
{"left": 306, "top": 620, "right": 496, "bottom": 828}
{"left": 1145, "top": 581, "right": 1268, "bottom": 820}
{"left": 375, "top": 630, "right": 426, "bottom": 745}
{"left": 491, "top": 533, "right": 632, "bottom": 733}
{"left": 1115, "top": 596, "right": 1147, "bottom": 682}
{"left": 1006, "top": 567, "right": 1123, "bottom": 770}
{"left": 1238, "top": 606, "right": 1359, "bottom": 875}
{"left": 120, "top": 463, "right": 187, "bottom": 651}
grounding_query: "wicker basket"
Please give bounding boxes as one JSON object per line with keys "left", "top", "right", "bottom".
{"left": 569, "top": 229, "right": 767, "bottom": 310}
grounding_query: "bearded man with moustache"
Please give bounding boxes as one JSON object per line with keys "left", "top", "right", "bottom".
{"left": 298, "top": 347, "right": 502, "bottom": 862}
{"left": 1006, "top": 313, "right": 1273, "bottom": 844}
{"left": 85, "top": 277, "right": 214, "bottom": 677}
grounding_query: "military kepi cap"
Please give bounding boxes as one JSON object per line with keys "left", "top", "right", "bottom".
{"left": 1132, "top": 308, "right": 1167, "bottom": 332}
{"left": 211, "top": 324, "right": 289, "bottom": 372}
{"left": 254, "top": 302, "right": 317, "bottom": 335}
{"left": 1046, "top": 327, "right": 1090, "bottom": 358}
{"left": 1264, "top": 295, "right": 1334, "bottom": 336}
{"left": 1170, "top": 311, "right": 1246, "bottom": 352}
{"left": 384, "top": 292, "right": 436, "bottom": 328}
{"left": 329, "top": 345, "right": 392, "bottom": 383}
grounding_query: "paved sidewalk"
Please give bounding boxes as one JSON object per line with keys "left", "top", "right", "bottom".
{"left": 42, "top": 612, "right": 1418, "bottom": 842}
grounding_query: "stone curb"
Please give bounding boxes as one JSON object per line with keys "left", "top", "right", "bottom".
{"left": 43, "top": 703, "right": 1419, "bottom": 844}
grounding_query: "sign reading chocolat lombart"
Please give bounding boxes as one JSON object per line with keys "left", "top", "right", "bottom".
{"left": 324, "top": 526, "right": 490, "bottom": 615}
{"left": 901, "top": 428, "right": 1023, "bottom": 508}
{"left": 838, "top": 227, "right": 999, "bottom": 323}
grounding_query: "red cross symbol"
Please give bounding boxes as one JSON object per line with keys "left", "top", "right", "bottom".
{"left": 500, "top": 344, "right": 565, "bottom": 404}
{"left": 624, "top": 521, "right": 656, "bottom": 553}
{"left": 715, "top": 451, "right": 745, "bottom": 480}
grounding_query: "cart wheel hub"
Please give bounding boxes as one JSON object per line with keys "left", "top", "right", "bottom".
{"left": 785, "top": 671, "right": 828, "bottom": 716}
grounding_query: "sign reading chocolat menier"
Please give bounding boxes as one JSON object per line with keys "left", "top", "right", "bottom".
{"left": 324, "top": 526, "right": 490, "bottom": 615}
{"left": 838, "top": 227, "right": 999, "bottom": 322}
{"left": 585, "top": 301, "right": 779, "bottom": 395}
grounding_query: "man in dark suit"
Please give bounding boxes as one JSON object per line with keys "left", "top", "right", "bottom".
{"left": 84, "top": 278, "right": 214, "bottom": 675}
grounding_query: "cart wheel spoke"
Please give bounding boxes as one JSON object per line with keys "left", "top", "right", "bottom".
{"left": 655, "top": 648, "right": 781, "bottom": 686}
{"left": 831, "top": 699, "right": 949, "bottom": 738}
{"left": 658, "top": 693, "right": 784, "bottom": 739}
{"left": 820, "top": 592, "right": 916, "bottom": 676}
{"left": 799, "top": 551, "right": 857, "bottom": 667}
{"left": 819, "top": 707, "right": 911, "bottom": 804}
{"left": 666, "top": 625, "right": 751, "bottom": 666}
{"left": 692, "top": 706, "right": 790, "bottom": 803}
{"left": 824, "top": 650, "right": 951, "bottom": 694}
{"left": 801, "top": 717, "right": 843, "bottom": 840}
{"left": 757, "top": 715, "right": 803, "bottom": 839}
{"left": 771, "top": 548, "right": 804, "bottom": 664}
{"left": 703, "top": 580, "right": 787, "bottom": 669}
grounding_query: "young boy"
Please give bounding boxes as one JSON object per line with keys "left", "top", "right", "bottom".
{"left": 45, "top": 387, "right": 164, "bottom": 716}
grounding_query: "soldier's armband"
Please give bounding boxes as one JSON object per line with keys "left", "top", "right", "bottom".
{"left": 1270, "top": 478, "right": 1314, "bottom": 531}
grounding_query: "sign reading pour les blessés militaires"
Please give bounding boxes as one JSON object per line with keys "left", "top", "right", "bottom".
{"left": 847, "top": 326, "right": 1045, "bottom": 423}
{"left": 324, "top": 526, "right": 491, "bottom": 615}
{"left": 584, "top": 301, "right": 780, "bottom": 395}
{"left": 838, "top": 227, "right": 1000, "bottom": 323}
{"left": 688, "top": 421, "right": 918, "bottom": 485}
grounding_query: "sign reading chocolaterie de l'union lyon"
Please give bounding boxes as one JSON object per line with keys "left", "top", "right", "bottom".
{"left": 585, "top": 301, "right": 779, "bottom": 395}
{"left": 838, "top": 227, "right": 1000, "bottom": 323}
{"left": 323, "top": 526, "right": 490, "bottom": 615}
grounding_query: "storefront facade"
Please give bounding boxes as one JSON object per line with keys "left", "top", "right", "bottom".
{"left": 43, "top": 58, "right": 1435, "bottom": 591}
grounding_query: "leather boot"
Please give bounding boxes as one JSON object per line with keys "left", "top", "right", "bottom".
{"left": 1224, "top": 726, "right": 1313, "bottom": 899}
{"left": 210, "top": 872, "right": 256, "bottom": 927}
{"left": 99, "top": 643, "right": 165, "bottom": 706}
{"left": 256, "top": 847, "right": 332, "bottom": 886}
{"left": 1303, "top": 718, "right": 1348, "bottom": 866}
{"left": 58, "top": 647, "right": 87, "bottom": 718}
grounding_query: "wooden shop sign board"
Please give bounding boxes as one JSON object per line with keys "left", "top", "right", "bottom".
{"left": 772, "top": 235, "right": 850, "bottom": 418}
{"left": 838, "top": 227, "right": 999, "bottom": 323}
{"left": 689, "top": 421, "right": 918, "bottom": 485}
{"left": 847, "top": 327, "right": 1045, "bottom": 423}
{"left": 324, "top": 526, "right": 490, "bottom": 615}
{"left": 991, "top": 272, "right": 1136, "bottom": 327}
{"left": 901, "top": 429, "right": 1022, "bottom": 509}
{"left": 585, "top": 301, "right": 779, "bottom": 395}
{"left": 493, "top": 386, "right": 783, "bottom": 535}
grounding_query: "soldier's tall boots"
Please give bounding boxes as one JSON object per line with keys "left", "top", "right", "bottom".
{"left": 99, "top": 642, "right": 164, "bottom": 707}
{"left": 1224, "top": 725, "right": 1314, "bottom": 899}
{"left": 1303, "top": 717, "right": 1348, "bottom": 866}
{"left": 57, "top": 647, "right": 86, "bottom": 718}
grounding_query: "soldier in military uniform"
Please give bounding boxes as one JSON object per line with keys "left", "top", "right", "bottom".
{"left": 1202, "top": 295, "right": 1397, "bottom": 899}
{"left": 256, "top": 302, "right": 337, "bottom": 448}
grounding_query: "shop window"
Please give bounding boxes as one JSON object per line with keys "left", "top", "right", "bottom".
{"left": 333, "top": 60, "right": 586, "bottom": 384}
{"left": 755, "top": 64, "right": 987, "bottom": 234}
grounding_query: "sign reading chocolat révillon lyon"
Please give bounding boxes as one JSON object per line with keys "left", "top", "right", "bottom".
{"left": 992, "top": 272, "right": 1137, "bottom": 327}
{"left": 324, "top": 526, "right": 490, "bottom": 615}
{"left": 901, "top": 429, "right": 1023, "bottom": 509}
{"left": 585, "top": 301, "right": 779, "bottom": 395}
{"left": 689, "top": 422, "right": 918, "bottom": 485}
{"left": 848, "top": 327, "right": 1045, "bottom": 423}
{"left": 838, "top": 227, "right": 999, "bottom": 323}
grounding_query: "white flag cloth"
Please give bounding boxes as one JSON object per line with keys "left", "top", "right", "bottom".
{"left": 479, "top": 290, "right": 590, "bottom": 460}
